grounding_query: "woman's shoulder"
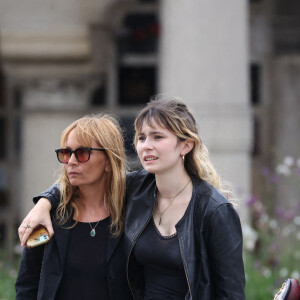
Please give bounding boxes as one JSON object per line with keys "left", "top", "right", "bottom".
{"left": 193, "top": 177, "right": 232, "bottom": 210}
{"left": 188, "top": 179, "right": 241, "bottom": 238}
{"left": 126, "top": 169, "right": 154, "bottom": 184}
{"left": 125, "top": 169, "right": 156, "bottom": 198}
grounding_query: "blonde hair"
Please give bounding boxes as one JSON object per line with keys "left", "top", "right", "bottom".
{"left": 134, "top": 97, "right": 232, "bottom": 199}
{"left": 56, "top": 114, "right": 126, "bottom": 236}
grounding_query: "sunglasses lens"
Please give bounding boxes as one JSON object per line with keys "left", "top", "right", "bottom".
{"left": 57, "top": 149, "right": 71, "bottom": 163}
{"left": 75, "top": 148, "right": 90, "bottom": 162}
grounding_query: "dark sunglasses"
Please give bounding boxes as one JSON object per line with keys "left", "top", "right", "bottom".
{"left": 55, "top": 147, "right": 105, "bottom": 164}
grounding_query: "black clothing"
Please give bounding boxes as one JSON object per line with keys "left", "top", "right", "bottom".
{"left": 124, "top": 170, "right": 246, "bottom": 300}
{"left": 134, "top": 218, "right": 188, "bottom": 300}
{"left": 55, "top": 218, "right": 110, "bottom": 300}
{"left": 16, "top": 213, "right": 132, "bottom": 300}
{"left": 27, "top": 169, "right": 246, "bottom": 300}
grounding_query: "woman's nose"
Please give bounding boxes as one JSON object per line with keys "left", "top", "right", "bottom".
{"left": 68, "top": 152, "right": 78, "bottom": 164}
{"left": 142, "top": 137, "right": 153, "bottom": 149}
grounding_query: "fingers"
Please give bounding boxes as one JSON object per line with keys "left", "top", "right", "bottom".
{"left": 18, "top": 223, "right": 28, "bottom": 240}
{"left": 18, "top": 221, "right": 36, "bottom": 247}
{"left": 18, "top": 220, "right": 54, "bottom": 247}
{"left": 41, "top": 220, "right": 54, "bottom": 238}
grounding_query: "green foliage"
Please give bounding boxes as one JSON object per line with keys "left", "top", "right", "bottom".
{"left": 245, "top": 254, "right": 278, "bottom": 299}
{"left": 0, "top": 251, "right": 19, "bottom": 300}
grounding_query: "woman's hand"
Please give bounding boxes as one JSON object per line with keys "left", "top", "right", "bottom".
{"left": 18, "top": 198, "right": 54, "bottom": 247}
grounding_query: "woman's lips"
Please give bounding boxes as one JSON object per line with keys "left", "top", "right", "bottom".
{"left": 144, "top": 155, "right": 158, "bottom": 162}
{"left": 68, "top": 171, "right": 79, "bottom": 175}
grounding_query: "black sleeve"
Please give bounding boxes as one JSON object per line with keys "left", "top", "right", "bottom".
{"left": 15, "top": 245, "right": 46, "bottom": 299}
{"left": 207, "top": 204, "right": 246, "bottom": 300}
{"left": 33, "top": 184, "right": 61, "bottom": 210}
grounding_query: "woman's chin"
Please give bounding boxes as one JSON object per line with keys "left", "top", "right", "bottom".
{"left": 69, "top": 179, "right": 81, "bottom": 187}
{"left": 142, "top": 165, "right": 157, "bottom": 174}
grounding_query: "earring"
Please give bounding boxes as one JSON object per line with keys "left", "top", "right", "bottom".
{"left": 182, "top": 155, "right": 185, "bottom": 161}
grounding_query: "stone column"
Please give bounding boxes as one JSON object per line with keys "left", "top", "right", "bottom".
{"left": 159, "top": 0, "right": 252, "bottom": 220}
{"left": 273, "top": 57, "right": 300, "bottom": 208}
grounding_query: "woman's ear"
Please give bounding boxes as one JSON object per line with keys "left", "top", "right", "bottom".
{"left": 181, "top": 139, "right": 194, "bottom": 156}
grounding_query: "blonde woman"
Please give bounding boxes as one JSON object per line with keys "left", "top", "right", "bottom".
{"left": 19, "top": 98, "right": 245, "bottom": 299}
{"left": 16, "top": 114, "right": 131, "bottom": 300}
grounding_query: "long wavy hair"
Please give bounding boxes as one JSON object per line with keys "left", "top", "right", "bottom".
{"left": 55, "top": 114, "right": 126, "bottom": 236}
{"left": 134, "top": 97, "right": 232, "bottom": 200}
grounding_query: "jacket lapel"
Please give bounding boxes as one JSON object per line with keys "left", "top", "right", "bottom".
{"left": 106, "top": 218, "right": 122, "bottom": 264}
{"left": 53, "top": 219, "right": 73, "bottom": 266}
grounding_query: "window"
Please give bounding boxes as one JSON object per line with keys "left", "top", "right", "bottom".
{"left": 250, "top": 64, "right": 261, "bottom": 106}
{"left": 250, "top": 63, "right": 262, "bottom": 157}
{"left": 91, "top": 84, "right": 106, "bottom": 106}
{"left": 118, "top": 12, "right": 159, "bottom": 54}
{"left": 117, "top": 11, "right": 159, "bottom": 105}
{"left": 274, "top": 0, "right": 300, "bottom": 54}
{"left": 119, "top": 66, "right": 156, "bottom": 105}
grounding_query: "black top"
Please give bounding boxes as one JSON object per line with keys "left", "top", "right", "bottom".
{"left": 55, "top": 217, "right": 110, "bottom": 300}
{"left": 134, "top": 218, "right": 188, "bottom": 300}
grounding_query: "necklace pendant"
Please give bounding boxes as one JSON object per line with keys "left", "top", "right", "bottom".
{"left": 159, "top": 217, "right": 162, "bottom": 225}
{"left": 90, "top": 228, "right": 96, "bottom": 237}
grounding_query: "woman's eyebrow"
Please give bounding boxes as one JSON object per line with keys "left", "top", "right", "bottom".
{"left": 149, "top": 130, "right": 165, "bottom": 135}
{"left": 137, "top": 129, "right": 165, "bottom": 136}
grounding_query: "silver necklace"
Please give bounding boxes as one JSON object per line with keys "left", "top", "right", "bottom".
{"left": 88, "top": 220, "right": 100, "bottom": 237}
{"left": 157, "top": 179, "right": 191, "bottom": 225}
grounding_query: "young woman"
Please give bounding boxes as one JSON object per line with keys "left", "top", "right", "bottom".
{"left": 18, "top": 98, "right": 246, "bottom": 299}
{"left": 16, "top": 114, "right": 131, "bottom": 300}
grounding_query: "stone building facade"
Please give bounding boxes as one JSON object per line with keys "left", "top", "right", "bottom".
{"left": 1, "top": 0, "right": 299, "bottom": 254}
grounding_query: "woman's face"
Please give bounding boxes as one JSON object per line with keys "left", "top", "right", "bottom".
{"left": 136, "top": 120, "right": 185, "bottom": 175}
{"left": 64, "top": 129, "right": 110, "bottom": 189}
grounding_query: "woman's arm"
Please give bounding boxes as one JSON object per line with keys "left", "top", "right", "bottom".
{"left": 207, "top": 204, "right": 246, "bottom": 299}
{"left": 32, "top": 184, "right": 61, "bottom": 206}
{"left": 18, "top": 184, "right": 61, "bottom": 246}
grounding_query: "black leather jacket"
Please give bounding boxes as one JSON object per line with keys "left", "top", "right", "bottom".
{"left": 124, "top": 170, "right": 245, "bottom": 300}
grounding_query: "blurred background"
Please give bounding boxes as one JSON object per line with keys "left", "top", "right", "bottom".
{"left": 0, "top": 0, "right": 299, "bottom": 299}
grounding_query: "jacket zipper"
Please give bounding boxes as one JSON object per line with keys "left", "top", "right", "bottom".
{"left": 178, "top": 234, "right": 193, "bottom": 300}
{"left": 126, "top": 198, "right": 156, "bottom": 300}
